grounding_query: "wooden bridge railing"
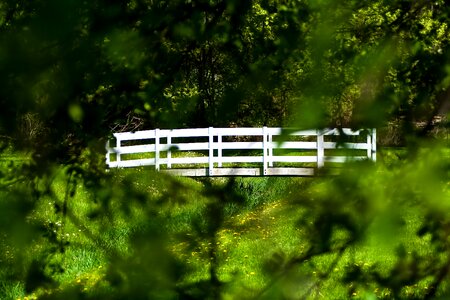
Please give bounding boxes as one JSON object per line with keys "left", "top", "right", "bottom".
{"left": 106, "top": 127, "right": 376, "bottom": 176}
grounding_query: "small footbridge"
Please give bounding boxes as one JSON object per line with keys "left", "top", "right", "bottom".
{"left": 106, "top": 127, "right": 376, "bottom": 176}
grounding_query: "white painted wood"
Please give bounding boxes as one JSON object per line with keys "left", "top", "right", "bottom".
{"left": 323, "top": 128, "right": 361, "bottom": 136}
{"left": 208, "top": 127, "right": 214, "bottom": 176}
{"left": 323, "top": 142, "right": 368, "bottom": 150}
{"left": 106, "top": 126, "right": 376, "bottom": 176}
{"left": 161, "top": 167, "right": 315, "bottom": 177}
{"left": 317, "top": 130, "right": 324, "bottom": 168}
{"left": 105, "top": 140, "right": 111, "bottom": 166}
{"left": 266, "top": 168, "right": 314, "bottom": 176}
{"left": 217, "top": 133, "right": 222, "bottom": 167}
{"left": 268, "top": 132, "right": 273, "bottom": 167}
{"left": 273, "top": 128, "right": 317, "bottom": 136}
{"left": 155, "top": 129, "right": 160, "bottom": 171}
{"left": 271, "top": 141, "right": 317, "bottom": 149}
{"left": 266, "top": 127, "right": 283, "bottom": 135}
{"left": 212, "top": 168, "right": 260, "bottom": 176}
{"left": 167, "top": 133, "right": 172, "bottom": 168}
{"left": 162, "top": 168, "right": 208, "bottom": 176}
{"left": 263, "top": 126, "right": 268, "bottom": 175}
{"left": 116, "top": 137, "right": 122, "bottom": 163}
{"left": 372, "top": 129, "right": 377, "bottom": 162}
{"left": 108, "top": 158, "right": 156, "bottom": 168}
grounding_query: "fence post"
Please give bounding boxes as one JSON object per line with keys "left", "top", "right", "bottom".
{"left": 263, "top": 126, "right": 268, "bottom": 175}
{"left": 268, "top": 130, "right": 273, "bottom": 167}
{"left": 105, "top": 140, "right": 111, "bottom": 167}
{"left": 209, "top": 127, "right": 214, "bottom": 176}
{"left": 155, "top": 128, "right": 160, "bottom": 171}
{"left": 317, "top": 129, "right": 324, "bottom": 168}
{"left": 167, "top": 131, "right": 172, "bottom": 169}
{"left": 116, "top": 136, "right": 122, "bottom": 165}
{"left": 371, "top": 128, "right": 377, "bottom": 162}
{"left": 218, "top": 132, "right": 222, "bottom": 167}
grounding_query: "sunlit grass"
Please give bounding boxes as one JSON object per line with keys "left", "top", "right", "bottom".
{"left": 3, "top": 146, "right": 448, "bottom": 299}
{"left": 16, "top": 176, "right": 424, "bottom": 298}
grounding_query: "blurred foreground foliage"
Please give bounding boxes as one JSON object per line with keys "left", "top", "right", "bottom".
{"left": 0, "top": 0, "right": 450, "bottom": 299}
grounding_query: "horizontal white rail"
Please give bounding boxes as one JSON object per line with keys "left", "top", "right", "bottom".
{"left": 106, "top": 127, "right": 376, "bottom": 176}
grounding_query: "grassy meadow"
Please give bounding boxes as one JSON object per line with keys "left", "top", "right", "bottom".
{"left": 1, "top": 145, "right": 449, "bottom": 299}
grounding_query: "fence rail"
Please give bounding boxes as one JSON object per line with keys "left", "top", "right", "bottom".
{"left": 106, "top": 127, "right": 376, "bottom": 176}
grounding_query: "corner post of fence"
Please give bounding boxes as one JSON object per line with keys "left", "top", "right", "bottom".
{"left": 268, "top": 130, "right": 273, "bottom": 167}
{"left": 218, "top": 132, "right": 222, "bottom": 167}
{"left": 263, "top": 126, "right": 268, "bottom": 175}
{"left": 366, "top": 130, "right": 371, "bottom": 159}
{"left": 317, "top": 129, "right": 324, "bottom": 168}
{"left": 208, "top": 127, "right": 214, "bottom": 176}
{"left": 116, "top": 136, "right": 122, "bottom": 165}
{"left": 105, "top": 139, "right": 111, "bottom": 168}
{"left": 371, "top": 128, "right": 377, "bottom": 162}
{"left": 167, "top": 131, "right": 172, "bottom": 169}
{"left": 155, "top": 128, "right": 160, "bottom": 171}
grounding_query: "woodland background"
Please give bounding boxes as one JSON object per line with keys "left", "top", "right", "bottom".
{"left": 0, "top": 0, "right": 449, "bottom": 299}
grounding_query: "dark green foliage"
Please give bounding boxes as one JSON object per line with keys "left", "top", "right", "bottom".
{"left": 1, "top": 0, "right": 450, "bottom": 299}
{"left": 230, "top": 177, "right": 299, "bottom": 212}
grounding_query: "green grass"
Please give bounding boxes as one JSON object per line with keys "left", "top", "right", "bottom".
{"left": 2, "top": 146, "right": 449, "bottom": 299}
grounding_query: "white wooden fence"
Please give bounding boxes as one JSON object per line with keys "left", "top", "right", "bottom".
{"left": 106, "top": 127, "right": 376, "bottom": 176}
